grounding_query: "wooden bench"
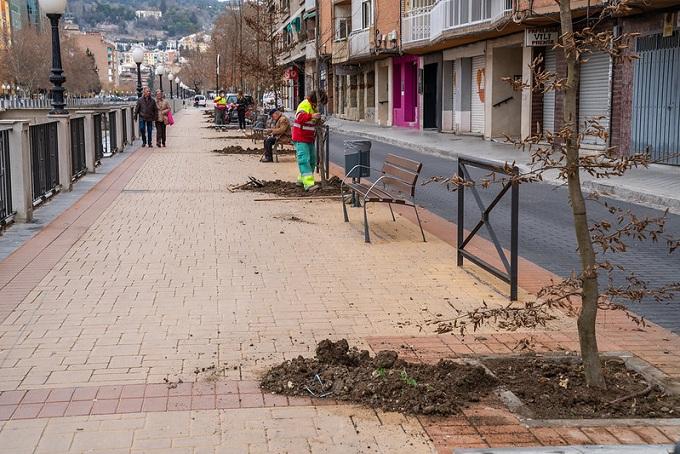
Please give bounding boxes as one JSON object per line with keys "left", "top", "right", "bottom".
{"left": 341, "top": 153, "right": 426, "bottom": 243}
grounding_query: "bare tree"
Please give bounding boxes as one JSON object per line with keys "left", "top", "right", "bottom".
{"left": 429, "top": 0, "right": 679, "bottom": 389}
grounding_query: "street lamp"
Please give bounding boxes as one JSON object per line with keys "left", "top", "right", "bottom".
{"left": 38, "top": 0, "right": 68, "bottom": 114}
{"left": 175, "top": 77, "right": 181, "bottom": 99}
{"left": 132, "top": 46, "right": 144, "bottom": 98}
{"left": 168, "top": 72, "right": 174, "bottom": 99}
{"left": 156, "top": 64, "right": 165, "bottom": 93}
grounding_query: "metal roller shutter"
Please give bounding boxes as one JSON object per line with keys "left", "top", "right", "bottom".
{"left": 471, "top": 55, "right": 485, "bottom": 134}
{"left": 579, "top": 52, "right": 611, "bottom": 146}
{"left": 542, "top": 48, "right": 556, "bottom": 134}
{"left": 451, "top": 62, "right": 457, "bottom": 131}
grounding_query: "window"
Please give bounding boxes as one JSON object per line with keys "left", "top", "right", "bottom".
{"left": 335, "top": 18, "right": 348, "bottom": 41}
{"left": 361, "top": 0, "right": 372, "bottom": 29}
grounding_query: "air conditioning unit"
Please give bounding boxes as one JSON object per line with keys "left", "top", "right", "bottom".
{"left": 387, "top": 30, "right": 397, "bottom": 42}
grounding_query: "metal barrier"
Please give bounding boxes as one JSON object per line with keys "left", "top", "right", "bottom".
{"left": 130, "top": 108, "right": 136, "bottom": 141}
{"left": 108, "top": 111, "right": 118, "bottom": 154}
{"left": 457, "top": 156, "right": 519, "bottom": 301}
{"left": 29, "top": 122, "right": 60, "bottom": 204}
{"left": 70, "top": 117, "right": 87, "bottom": 180}
{"left": 121, "top": 108, "right": 128, "bottom": 146}
{"left": 93, "top": 113, "right": 104, "bottom": 164}
{"left": 0, "top": 128, "right": 13, "bottom": 225}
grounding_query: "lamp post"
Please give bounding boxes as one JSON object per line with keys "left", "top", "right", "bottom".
{"left": 132, "top": 46, "right": 144, "bottom": 98}
{"left": 175, "top": 77, "right": 181, "bottom": 99}
{"left": 39, "top": 0, "right": 68, "bottom": 115}
{"left": 168, "top": 72, "right": 174, "bottom": 99}
{"left": 156, "top": 64, "right": 165, "bottom": 93}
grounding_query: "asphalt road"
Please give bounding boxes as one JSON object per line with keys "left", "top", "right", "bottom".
{"left": 329, "top": 132, "right": 680, "bottom": 334}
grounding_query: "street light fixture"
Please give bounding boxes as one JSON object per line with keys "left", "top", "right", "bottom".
{"left": 167, "top": 72, "right": 174, "bottom": 99}
{"left": 175, "top": 77, "right": 181, "bottom": 99}
{"left": 132, "top": 46, "right": 145, "bottom": 98}
{"left": 156, "top": 64, "right": 165, "bottom": 93}
{"left": 38, "top": 0, "right": 68, "bottom": 114}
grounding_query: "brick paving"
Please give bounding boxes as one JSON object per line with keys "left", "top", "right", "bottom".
{"left": 0, "top": 109, "right": 678, "bottom": 453}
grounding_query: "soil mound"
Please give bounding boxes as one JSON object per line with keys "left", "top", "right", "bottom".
{"left": 242, "top": 176, "right": 343, "bottom": 197}
{"left": 212, "top": 146, "right": 264, "bottom": 155}
{"left": 260, "top": 339, "right": 498, "bottom": 416}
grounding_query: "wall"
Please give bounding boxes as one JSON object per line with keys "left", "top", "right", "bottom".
{"left": 376, "top": 0, "right": 400, "bottom": 42}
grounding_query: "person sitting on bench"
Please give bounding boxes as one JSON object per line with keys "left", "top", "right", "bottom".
{"left": 262, "top": 108, "right": 291, "bottom": 163}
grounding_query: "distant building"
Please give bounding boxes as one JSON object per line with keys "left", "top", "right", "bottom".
{"left": 67, "top": 31, "right": 119, "bottom": 89}
{"left": 135, "top": 10, "right": 162, "bottom": 20}
{"left": 1, "top": 0, "right": 43, "bottom": 48}
{"left": 178, "top": 32, "right": 210, "bottom": 53}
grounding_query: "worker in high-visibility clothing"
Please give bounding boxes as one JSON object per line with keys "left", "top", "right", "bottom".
{"left": 292, "top": 90, "right": 327, "bottom": 191}
{"left": 214, "top": 91, "right": 227, "bottom": 125}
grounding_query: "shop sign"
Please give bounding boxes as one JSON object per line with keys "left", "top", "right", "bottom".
{"left": 525, "top": 28, "right": 558, "bottom": 47}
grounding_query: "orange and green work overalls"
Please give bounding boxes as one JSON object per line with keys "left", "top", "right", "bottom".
{"left": 291, "top": 99, "right": 317, "bottom": 190}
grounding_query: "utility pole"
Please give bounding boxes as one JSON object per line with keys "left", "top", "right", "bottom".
{"left": 216, "top": 53, "right": 220, "bottom": 93}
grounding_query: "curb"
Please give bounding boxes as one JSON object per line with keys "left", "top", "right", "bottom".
{"left": 329, "top": 125, "right": 680, "bottom": 215}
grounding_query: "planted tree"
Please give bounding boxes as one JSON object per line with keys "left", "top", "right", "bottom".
{"left": 431, "top": 0, "right": 679, "bottom": 388}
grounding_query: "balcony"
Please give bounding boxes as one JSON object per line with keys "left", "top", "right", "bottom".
{"left": 332, "top": 39, "right": 349, "bottom": 64}
{"left": 403, "top": 0, "right": 513, "bottom": 46}
{"left": 348, "top": 29, "right": 370, "bottom": 59}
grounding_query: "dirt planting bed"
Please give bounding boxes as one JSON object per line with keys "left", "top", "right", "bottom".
{"left": 212, "top": 146, "right": 265, "bottom": 155}
{"left": 485, "top": 355, "right": 680, "bottom": 419}
{"left": 241, "top": 176, "right": 343, "bottom": 197}
{"left": 260, "top": 339, "right": 499, "bottom": 416}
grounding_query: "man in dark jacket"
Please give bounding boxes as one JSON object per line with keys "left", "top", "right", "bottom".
{"left": 134, "top": 87, "right": 158, "bottom": 147}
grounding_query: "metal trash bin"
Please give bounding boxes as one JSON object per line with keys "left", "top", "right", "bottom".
{"left": 344, "top": 140, "right": 371, "bottom": 178}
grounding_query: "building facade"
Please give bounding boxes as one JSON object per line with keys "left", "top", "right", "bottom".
{"left": 67, "top": 32, "right": 120, "bottom": 91}
{"left": 270, "top": 1, "right": 680, "bottom": 165}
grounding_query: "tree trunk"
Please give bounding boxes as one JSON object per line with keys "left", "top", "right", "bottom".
{"left": 558, "top": 0, "right": 606, "bottom": 388}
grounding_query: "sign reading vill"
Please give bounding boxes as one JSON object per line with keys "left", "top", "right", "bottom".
{"left": 525, "top": 28, "right": 558, "bottom": 47}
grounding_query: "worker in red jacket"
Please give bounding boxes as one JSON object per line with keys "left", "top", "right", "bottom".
{"left": 292, "top": 90, "right": 327, "bottom": 191}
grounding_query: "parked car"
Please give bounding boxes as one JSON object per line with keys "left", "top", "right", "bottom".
{"left": 194, "top": 95, "right": 206, "bottom": 107}
{"left": 225, "top": 93, "right": 255, "bottom": 123}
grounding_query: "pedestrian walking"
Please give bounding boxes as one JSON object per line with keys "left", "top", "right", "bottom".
{"left": 155, "top": 90, "right": 171, "bottom": 147}
{"left": 133, "top": 86, "right": 158, "bottom": 148}
{"left": 236, "top": 90, "right": 248, "bottom": 131}
{"left": 292, "top": 90, "right": 327, "bottom": 191}
{"left": 214, "top": 91, "right": 227, "bottom": 125}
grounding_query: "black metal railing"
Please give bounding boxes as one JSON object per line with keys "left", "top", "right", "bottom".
{"left": 457, "top": 156, "right": 519, "bottom": 301}
{"left": 29, "top": 122, "right": 60, "bottom": 204}
{"left": 0, "top": 129, "right": 13, "bottom": 225}
{"left": 121, "top": 108, "right": 128, "bottom": 146}
{"left": 93, "top": 113, "right": 104, "bottom": 164}
{"left": 109, "top": 111, "right": 118, "bottom": 153}
{"left": 130, "top": 108, "right": 136, "bottom": 141}
{"left": 70, "top": 117, "right": 87, "bottom": 180}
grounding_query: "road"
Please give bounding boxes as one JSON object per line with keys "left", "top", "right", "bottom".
{"left": 328, "top": 132, "right": 680, "bottom": 334}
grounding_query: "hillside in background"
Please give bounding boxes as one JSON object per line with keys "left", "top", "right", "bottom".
{"left": 66, "top": 0, "right": 229, "bottom": 40}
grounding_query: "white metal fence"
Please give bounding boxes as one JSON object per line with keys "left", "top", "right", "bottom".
{"left": 0, "top": 97, "right": 129, "bottom": 110}
{"left": 402, "top": 6, "right": 434, "bottom": 45}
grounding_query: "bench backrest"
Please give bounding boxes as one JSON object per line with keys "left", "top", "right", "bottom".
{"left": 381, "top": 154, "right": 422, "bottom": 198}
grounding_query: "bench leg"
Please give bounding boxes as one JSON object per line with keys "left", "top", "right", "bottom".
{"left": 388, "top": 203, "right": 396, "bottom": 222}
{"left": 413, "top": 205, "right": 426, "bottom": 242}
{"left": 342, "top": 187, "right": 349, "bottom": 222}
{"left": 363, "top": 201, "right": 371, "bottom": 243}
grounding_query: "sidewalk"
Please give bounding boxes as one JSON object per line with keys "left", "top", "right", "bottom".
{"left": 327, "top": 117, "right": 680, "bottom": 215}
{"left": 0, "top": 109, "right": 678, "bottom": 453}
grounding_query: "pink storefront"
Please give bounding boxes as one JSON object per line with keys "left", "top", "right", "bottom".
{"left": 392, "top": 55, "right": 419, "bottom": 129}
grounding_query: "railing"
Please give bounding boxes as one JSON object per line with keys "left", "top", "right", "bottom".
{"left": 404, "top": 0, "right": 512, "bottom": 44}
{"left": 129, "top": 108, "right": 136, "bottom": 141}
{"left": 457, "top": 156, "right": 519, "bottom": 301}
{"left": 108, "top": 111, "right": 118, "bottom": 154}
{"left": 121, "top": 108, "right": 128, "bottom": 146}
{"left": 348, "top": 29, "right": 371, "bottom": 57}
{"left": 70, "top": 117, "right": 87, "bottom": 181}
{"left": 402, "top": 6, "right": 433, "bottom": 44}
{"left": 0, "top": 97, "right": 131, "bottom": 110}
{"left": 0, "top": 128, "right": 13, "bottom": 225}
{"left": 29, "top": 122, "right": 60, "bottom": 204}
{"left": 93, "top": 113, "right": 104, "bottom": 165}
